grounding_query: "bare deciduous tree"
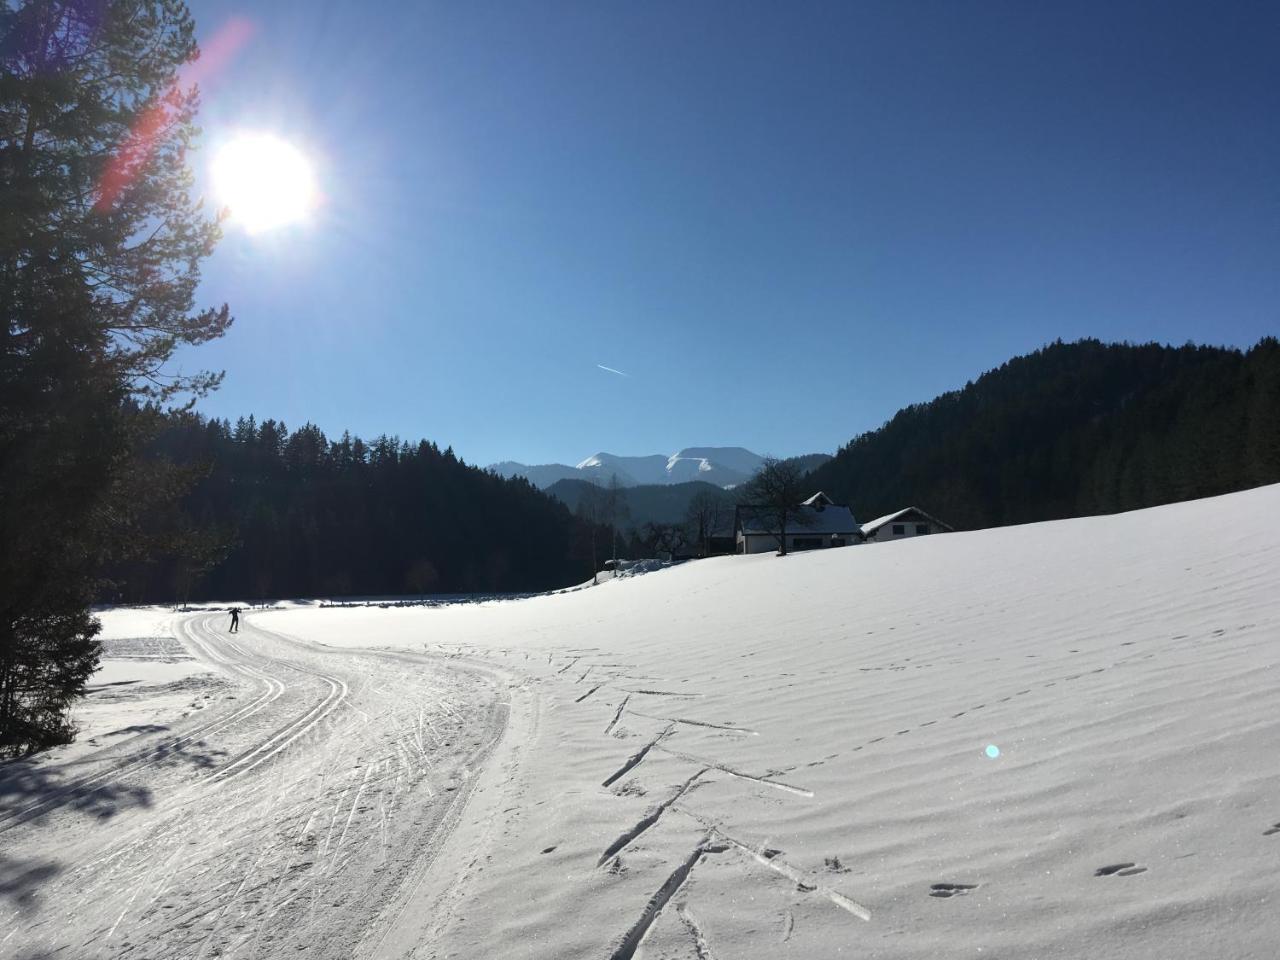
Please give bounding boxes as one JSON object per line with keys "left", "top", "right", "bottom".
{"left": 686, "top": 489, "right": 727, "bottom": 556}
{"left": 576, "top": 480, "right": 603, "bottom": 584}
{"left": 601, "top": 473, "right": 629, "bottom": 567}
{"left": 638, "top": 521, "right": 689, "bottom": 561}
{"left": 738, "top": 456, "right": 813, "bottom": 556}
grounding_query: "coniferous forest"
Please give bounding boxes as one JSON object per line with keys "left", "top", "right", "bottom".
{"left": 101, "top": 413, "right": 595, "bottom": 604}
{"left": 807, "top": 338, "right": 1280, "bottom": 530}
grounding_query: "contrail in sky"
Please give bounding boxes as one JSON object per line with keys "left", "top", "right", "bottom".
{"left": 596, "top": 364, "right": 630, "bottom": 377}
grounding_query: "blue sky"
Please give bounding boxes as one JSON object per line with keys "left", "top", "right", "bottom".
{"left": 178, "top": 1, "right": 1278, "bottom": 467}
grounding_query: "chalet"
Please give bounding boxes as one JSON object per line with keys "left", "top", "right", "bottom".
{"left": 859, "top": 506, "right": 953, "bottom": 543}
{"left": 735, "top": 492, "right": 859, "bottom": 555}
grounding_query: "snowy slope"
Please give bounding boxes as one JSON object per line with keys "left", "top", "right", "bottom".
{"left": 576, "top": 452, "right": 672, "bottom": 486}
{"left": 487, "top": 460, "right": 582, "bottom": 488}
{"left": 667, "top": 445, "right": 764, "bottom": 481}
{"left": 255, "top": 483, "right": 1280, "bottom": 959}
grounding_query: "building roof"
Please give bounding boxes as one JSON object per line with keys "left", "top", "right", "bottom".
{"left": 737, "top": 499, "right": 859, "bottom": 537}
{"left": 860, "top": 506, "right": 954, "bottom": 536}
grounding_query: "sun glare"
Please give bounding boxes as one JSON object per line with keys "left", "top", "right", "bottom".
{"left": 212, "top": 133, "right": 317, "bottom": 234}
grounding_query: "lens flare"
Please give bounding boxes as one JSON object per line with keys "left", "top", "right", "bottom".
{"left": 985, "top": 744, "right": 1000, "bottom": 759}
{"left": 212, "top": 133, "right": 317, "bottom": 233}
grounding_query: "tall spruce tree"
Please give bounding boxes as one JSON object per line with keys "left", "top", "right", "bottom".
{"left": 1, "top": 0, "right": 230, "bottom": 754}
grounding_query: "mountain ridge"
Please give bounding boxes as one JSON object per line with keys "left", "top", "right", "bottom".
{"left": 491, "top": 446, "right": 830, "bottom": 490}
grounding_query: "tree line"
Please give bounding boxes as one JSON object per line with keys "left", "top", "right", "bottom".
{"left": 101, "top": 411, "right": 602, "bottom": 604}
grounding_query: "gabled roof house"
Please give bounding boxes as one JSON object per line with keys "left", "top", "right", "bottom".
{"left": 735, "top": 492, "right": 860, "bottom": 555}
{"left": 860, "top": 506, "right": 954, "bottom": 543}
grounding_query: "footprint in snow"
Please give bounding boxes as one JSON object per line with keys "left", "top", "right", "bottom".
{"left": 1095, "top": 862, "right": 1147, "bottom": 877}
{"left": 930, "top": 883, "right": 978, "bottom": 898}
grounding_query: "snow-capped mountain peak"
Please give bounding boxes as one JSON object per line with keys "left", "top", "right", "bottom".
{"left": 493, "top": 447, "right": 771, "bottom": 490}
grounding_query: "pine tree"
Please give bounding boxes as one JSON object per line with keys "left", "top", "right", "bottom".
{"left": 1, "top": 0, "right": 230, "bottom": 754}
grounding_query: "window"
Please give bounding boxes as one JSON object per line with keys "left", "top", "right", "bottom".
{"left": 792, "top": 537, "right": 823, "bottom": 550}
{"left": 916, "top": 524, "right": 928, "bottom": 535}
{"left": 892, "top": 524, "right": 905, "bottom": 535}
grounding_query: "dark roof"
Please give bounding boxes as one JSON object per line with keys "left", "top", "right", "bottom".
{"left": 736, "top": 502, "right": 859, "bottom": 537}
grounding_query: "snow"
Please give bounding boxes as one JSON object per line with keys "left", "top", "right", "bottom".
{"left": 254, "top": 482, "right": 1280, "bottom": 958}
{"left": 575, "top": 452, "right": 672, "bottom": 486}
{"left": 668, "top": 446, "right": 765, "bottom": 477}
{"left": 6, "top": 483, "right": 1279, "bottom": 958}
{"left": 62, "top": 608, "right": 226, "bottom": 761}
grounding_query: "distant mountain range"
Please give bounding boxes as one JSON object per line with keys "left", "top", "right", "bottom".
{"left": 489, "top": 448, "right": 831, "bottom": 490}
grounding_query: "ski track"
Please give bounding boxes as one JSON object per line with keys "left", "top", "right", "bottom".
{"left": 0, "top": 612, "right": 510, "bottom": 959}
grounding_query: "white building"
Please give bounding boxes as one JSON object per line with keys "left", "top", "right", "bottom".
{"left": 860, "top": 506, "right": 953, "bottom": 543}
{"left": 735, "top": 492, "right": 860, "bottom": 555}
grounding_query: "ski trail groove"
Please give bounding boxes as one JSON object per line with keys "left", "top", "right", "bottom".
{"left": 602, "top": 726, "right": 674, "bottom": 788}
{"left": 0, "top": 616, "right": 288, "bottom": 831}
{"left": 717, "top": 832, "right": 870, "bottom": 921}
{"left": 607, "top": 835, "right": 727, "bottom": 960}
{"left": 627, "top": 711, "right": 758, "bottom": 735}
{"left": 677, "top": 901, "right": 715, "bottom": 960}
{"left": 604, "top": 695, "right": 631, "bottom": 735}
{"left": 211, "top": 670, "right": 349, "bottom": 782}
{"left": 656, "top": 747, "right": 814, "bottom": 797}
{"left": 598, "top": 770, "right": 706, "bottom": 866}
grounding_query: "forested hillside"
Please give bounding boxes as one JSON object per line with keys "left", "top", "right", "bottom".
{"left": 102, "top": 414, "right": 594, "bottom": 603}
{"left": 547, "top": 478, "right": 735, "bottom": 529}
{"left": 807, "top": 338, "right": 1280, "bottom": 530}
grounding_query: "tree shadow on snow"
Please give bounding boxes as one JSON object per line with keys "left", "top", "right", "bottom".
{"left": 0, "top": 728, "right": 230, "bottom": 829}
{"left": 0, "top": 756, "right": 155, "bottom": 825}
{"left": 0, "top": 853, "right": 64, "bottom": 914}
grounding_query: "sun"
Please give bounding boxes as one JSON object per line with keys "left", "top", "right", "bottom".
{"left": 212, "top": 133, "right": 317, "bottom": 234}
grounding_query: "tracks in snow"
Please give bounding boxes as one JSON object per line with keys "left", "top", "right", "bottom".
{"left": 0, "top": 615, "right": 295, "bottom": 832}
{"left": 536, "top": 646, "right": 862, "bottom": 959}
{"left": 1, "top": 613, "right": 512, "bottom": 960}
{"left": 607, "top": 835, "right": 728, "bottom": 960}
{"left": 598, "top": 769, "right": 705, "bottom": 866}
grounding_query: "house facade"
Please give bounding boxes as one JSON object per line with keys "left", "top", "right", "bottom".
{"left": 859, "top": 506, "right": 954, "bottom": 543}
{"left": 735, "top": 492, "right": 859, "bottom": 555}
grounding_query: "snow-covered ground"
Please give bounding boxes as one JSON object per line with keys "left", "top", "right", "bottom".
{"left": 3, "top": 484, "right": 1278, "bottom": 958}
{"left": 65, "top": 608, "right": 226, "bottom": 762}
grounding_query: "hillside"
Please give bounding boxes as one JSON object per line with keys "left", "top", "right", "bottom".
{"left": 807, "top": 338, "right": 1280, "bottom": 529}
{"left": 246, "top": 482, "right": 1280, "bottom": 958}
{"left": 546, "top": 478, "right": 736, "bottom": 529}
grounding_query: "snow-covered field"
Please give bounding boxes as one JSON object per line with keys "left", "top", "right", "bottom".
{"left": 66, "top": 609, "right": 227, "bottom": 762}
{"left": 3, "top": 484, "right": 1278, "bottom": 958}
